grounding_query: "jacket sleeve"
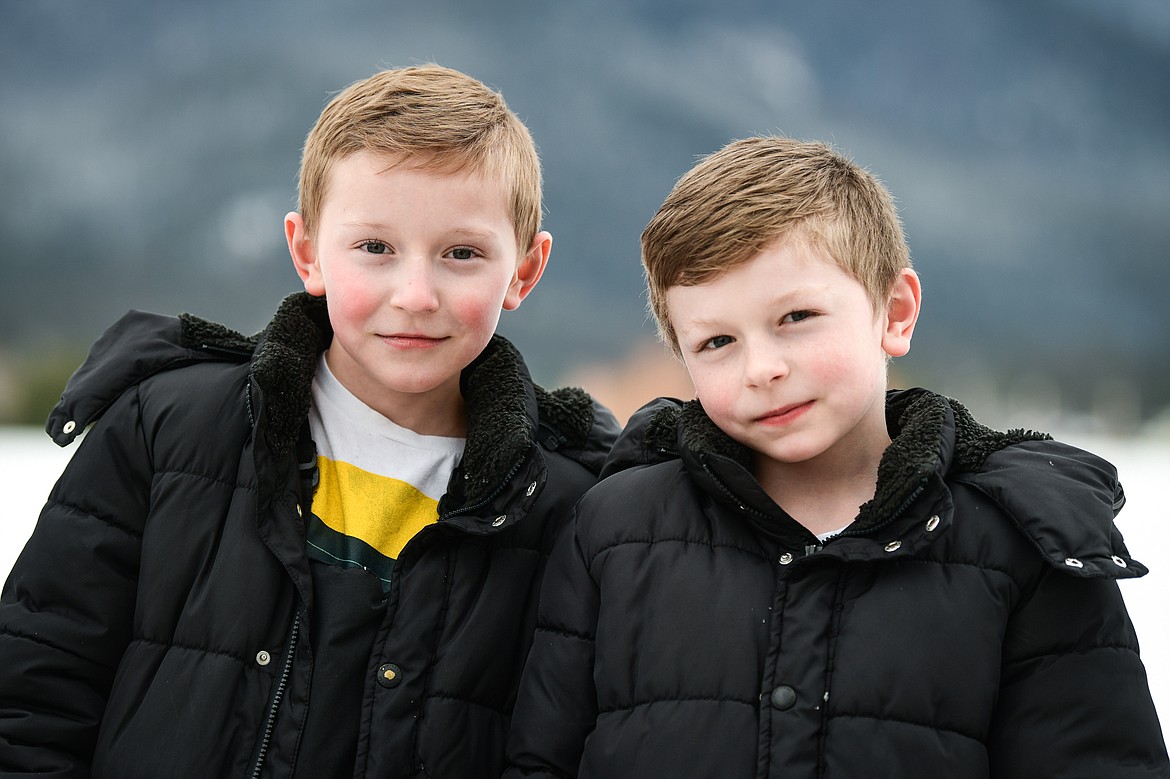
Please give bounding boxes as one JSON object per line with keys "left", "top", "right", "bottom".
{"left": 0, "top": 386, "right": 152, "bottom": 777}
{"left": 988, "top": 562, "right": 1169, "bottom": 777}
{"left": 504, "top": 510, "right": 600, "bottom": 779}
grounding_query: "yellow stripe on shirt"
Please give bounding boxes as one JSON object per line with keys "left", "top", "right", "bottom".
{"left": 313, "top": 455, "right": 439, "bottom": 561}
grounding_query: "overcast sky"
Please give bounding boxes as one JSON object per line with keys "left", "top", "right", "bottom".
{"left": 3, "top": 0, "right": 1168, "bottom": 422}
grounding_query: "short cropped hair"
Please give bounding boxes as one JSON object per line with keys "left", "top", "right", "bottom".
{"left": 298, "top": 64, "right": 542, "bottom": 247}
{"left": 642, "top": 136, "right": 911, "bottom": 353}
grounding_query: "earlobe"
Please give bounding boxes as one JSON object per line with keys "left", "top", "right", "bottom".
{"left": 882, "top": 268, "right": 921, "bottom": 358}
{"left": 285, "top": 212, "right": 325, "bottom": 297}
{"left": 503, "top": 230, "right": 552, "bottom": 311}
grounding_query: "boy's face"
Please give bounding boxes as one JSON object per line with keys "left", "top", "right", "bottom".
{"left": 286, "top": 150, "right": 550, "bottom": 435}
{"left": 666, "top": 237, "right": 919, "bottom": 481}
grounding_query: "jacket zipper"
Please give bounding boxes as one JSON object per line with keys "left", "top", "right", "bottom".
{"left": 387, "top": 454, "right": 529, "bottom": 575}
{"left": 699, "top": 461, "right": 821, "bottom": 558}
{"left": 833, "top": 482, "right": 928, "bottom": 540}
{"left": 249, "top": 612, "right": 302, "bottom": 779}
{"left": 700, "top": 461, "right": 774, "bottom": 523}
{"left": 439, "top": 453, "right": 531, "bottom": 522}
{"left": 701, "top": 459, "right": 929, "bottom": 556}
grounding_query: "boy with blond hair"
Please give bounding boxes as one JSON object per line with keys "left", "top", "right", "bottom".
{"left": 505, "top": 136, "right": 1167, "bottom": 777}
{"left": 0, "top": 65, "right": 617, "bottom": 778}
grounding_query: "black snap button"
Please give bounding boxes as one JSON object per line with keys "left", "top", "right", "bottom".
{"left": 770, "top": 685, "right": 797, "bottom": 710}
{"left": 377, "top": 663, "right": 402, "bottom": 688}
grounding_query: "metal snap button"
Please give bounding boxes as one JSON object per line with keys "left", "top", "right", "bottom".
{"left": 491, "top": 515, "right": 506, "bottom": 527}
{"left": 526, "top": 481, "right": 537, "bottom": 497}
{"left": 779, "top": 553, "right": 794, "bottom": 565}
{"left": 884, "top": 540, "right": 902, "bottom": 553}
{"left": 255, "top": 650, "right": 271, "bottom": 666}
{"left": 1064, "top": 557, "right": 1084, "bottom": 568}
{"left": 377, "top": 663, "right": 402, "bottom": 688}
{"left": 1111, "top": 555, "right": 1127, "bottom": 568}
{"left": 62, "top": 420, "right": 77, "bottom": 434}
{"left": 925, "top": 515, "right": 940, "bottom": 532}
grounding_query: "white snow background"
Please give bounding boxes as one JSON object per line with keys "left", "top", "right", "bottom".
{"left": 2, "top": 425, "right": 1166, "bottom": 735}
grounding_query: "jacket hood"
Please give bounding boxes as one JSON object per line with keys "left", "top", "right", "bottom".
{"left": 48, "top": 292, "right": 615, "bottom": 507}
{"left": 45, "top": 310, "right": 255, "bottom": 447}
{"left": 603, "top": 388, "right": 1141, "bottom": 577}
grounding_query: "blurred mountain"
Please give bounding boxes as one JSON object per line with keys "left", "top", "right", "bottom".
{"left": 2, "top": 0, "right": 1168, "bottom": 425}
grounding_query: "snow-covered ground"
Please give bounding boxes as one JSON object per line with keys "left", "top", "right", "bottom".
{"left": 1, "top": 425, "right": 1166, "bottom": 735}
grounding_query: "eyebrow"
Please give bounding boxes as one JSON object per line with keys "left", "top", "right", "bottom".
{"left": 447, "top": 227, "right": 501, "bottom": 241}
{"left": 676, "top": 288, "right": 825, "bottom": 330}
{"left": 677, "top": 314, "right": 726, "bottom": 331}
{"left": 339, "top": 222, "right": 502, "bottom": 241}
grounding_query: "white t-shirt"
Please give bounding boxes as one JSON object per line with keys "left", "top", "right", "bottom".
{"left": 817, "top": 525, "right": 851, "bottom": 543}
{"left": 305, "top": 354, "right": 465, "bottom": 588}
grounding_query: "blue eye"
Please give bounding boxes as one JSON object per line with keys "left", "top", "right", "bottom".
{"left": 360, "top": 240, "right": 389, "bottom": 255}
{"left": 784, "top": 310, "right": 814, "bottom": 324}
{"left": 703, "top": 335, "right": 735, "bottom": 350}
{"left": 449, "top": 247, "right": 476, "bottom": 261}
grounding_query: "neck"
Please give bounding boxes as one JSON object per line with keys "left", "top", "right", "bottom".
{"left": 380, "top": 390, "right": 468, "bottom": 438}
{"left": 324, "top": 350, "right": 468, "bottom": 438}
{"left": 754, "top": 421, "right": 890, "bottom": 536}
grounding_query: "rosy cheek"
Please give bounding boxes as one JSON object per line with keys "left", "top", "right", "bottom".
{"left": 806, "top": 343, "right": 860, "bottom": 383}
{"left": 813, "top": 358, "right": 850, "bottom": 384}
{"left": 449, "top": 293, "right": 501, "bottom": 333}
{"left": 320, "top": 282, "right": 379, "bottom": 339}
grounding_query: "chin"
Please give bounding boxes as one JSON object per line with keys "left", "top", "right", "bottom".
{"left": 755, "top": 437, "right": 830, "bottom": 466}
{"left": 391, "top": 378, "right": 452, "bottom": 395}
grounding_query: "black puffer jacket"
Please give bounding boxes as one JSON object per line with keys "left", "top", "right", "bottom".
{"left": 0, "top": 292, "right": 618, "bottom": 779}
{"left": 506, "top": 389, "right": 1168, "bottom": 778}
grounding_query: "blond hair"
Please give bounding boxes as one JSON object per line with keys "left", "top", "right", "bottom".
{"left": 298, "top": 64, "right": 542, "bottom": 247}
{"left": 642, "top": 136, "right": 911, "bottom": 352}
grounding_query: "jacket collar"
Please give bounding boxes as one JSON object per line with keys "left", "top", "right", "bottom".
{"left": 189, "top": 292, "right": 593, "bottom": 509}
{"left": 51, "top": 292, "right": 603, "bottom": 514}
{"left": 624, "top": 388, "right": 1051, "bottom": 547}
{"left": 611, "top": 391, "right": 1139, "bottom": 578}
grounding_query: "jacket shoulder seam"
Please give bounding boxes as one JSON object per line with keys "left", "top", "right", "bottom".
{"left": 0, "top": 625, "right": 118, "bottom": 668}
{"left": 44, "top": 497, "right": 144, "bottom": 540}
{"left": 1004, "top": 640, "right": 1140, "bottom": 668}
{"left": 154, "top": 467, "right": 254, "bottom": 492}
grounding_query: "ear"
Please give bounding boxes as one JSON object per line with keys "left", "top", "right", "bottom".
{"left": 881, "top": 268, "right": 921, "bottom": 358}
{"left": 286, "top": 211, "right": 325, "bottom": 297}
{"left": 502, "top": 230, "right": 552, "bottom": 311}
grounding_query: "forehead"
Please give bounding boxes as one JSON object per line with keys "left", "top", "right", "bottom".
{"left": 326, "top": 149, "right": 503, "bottom": 188}
{"left": 321, "top": 151, "right": 510, "bottom": 215}
{"left": 666, "top": 238, "right": 863, "bottom": 321}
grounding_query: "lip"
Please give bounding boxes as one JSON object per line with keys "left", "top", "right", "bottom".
{"left": 755, "top": 400, "right": 813, "bottom": 426}
{"left": 379, "top": 333, "right": 447, "bottom": 349}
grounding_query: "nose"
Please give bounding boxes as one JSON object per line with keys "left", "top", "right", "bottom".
{"left": 743, "top": 339, "right": 788, "bottom": 388}
{"left": 390, "top": 258, "right": 440, "bottom": 313}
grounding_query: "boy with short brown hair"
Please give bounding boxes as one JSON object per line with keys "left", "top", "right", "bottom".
{"left": 0, "top": 64, "right": 617, "bottom": 778}
{"left": 505, "top": 136, "right": 1167, "bottom": 777}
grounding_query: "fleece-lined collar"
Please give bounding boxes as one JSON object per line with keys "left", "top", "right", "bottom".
{"left": 635, "top": 387, "right": 1051, "bottom": 537}
{"left": 858, "top": 388, "right": 1052, "bottom": 530}
{"left": 51, "top": 292, "right": 603, "bottom": 509}
{"left": 612, "top": 390, "right": 1140, "bottom": 578}
{"left": 184, "top": 292, "right": 600, "bottom": 506}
